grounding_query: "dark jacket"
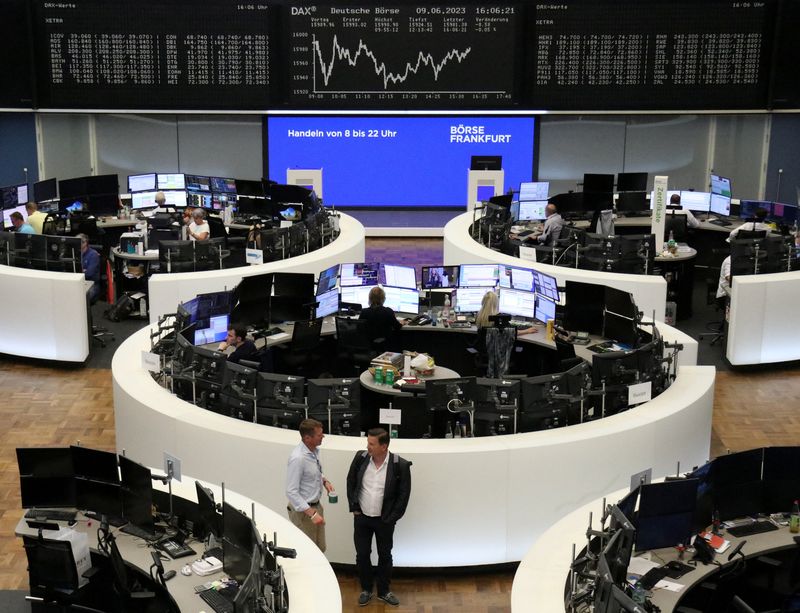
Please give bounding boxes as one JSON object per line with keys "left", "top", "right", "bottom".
{"left": 228, "top": 339, "right": 258, "bottom": 365}
{"left": 358, "top": 305, "right": 401, "bottom": 343}
{"left": 346, "top": 450, "right": 412, "bottom": 524}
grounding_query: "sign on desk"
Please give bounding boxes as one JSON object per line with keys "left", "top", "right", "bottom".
{"left": 628, "top": 381, "right": 653, "bottom": 406}
{"left": 380, "top": 408, "right": 402, "bottom": 425}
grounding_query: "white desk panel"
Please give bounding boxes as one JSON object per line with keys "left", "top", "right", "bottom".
{"left": 114, "top": 326, "right": 713, "bottom": 567}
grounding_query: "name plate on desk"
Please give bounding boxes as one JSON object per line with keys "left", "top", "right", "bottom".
{"left": 245, "top": 248, "right": 263, "bottom": 265}
{"left": 628, "top": 381, "right": 652, "bottom": 406}
{"left": 380, "top": 408, "right": 402, "bottom": 425}
{"left": 141, "top": 351, "right": 161, "bottom": 373}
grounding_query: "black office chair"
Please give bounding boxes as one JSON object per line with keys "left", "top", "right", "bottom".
{"left": 41, "top": 212, "right": 65, "bottom": 236}
{"left": 554, "top": 337, "right": 583, "bottom": 372}
{"left": 103, "top": 529, "right": 156, "bottom": 611}
{"left": 699, "top": 248, "right": 730, "bottom": 346}
{"left": 736, "top": 229, "right": 768, "bottom": 240}
{"left": 277, "top": 317, "right": 323, "bottom": 376}
{"left": 485, "top": 326, "right": 516, "bottom": 378}
{"left": 22, "top": 534, "right": 98, "bottom": 610}
{"left": 664, "top": 212, "right": 689, "bottom": 242}
{"left": 335, "top": 317, "right": 379, "bottom": 376}
{"left": 206, "top": 215, "right": 228, "bottom": 246}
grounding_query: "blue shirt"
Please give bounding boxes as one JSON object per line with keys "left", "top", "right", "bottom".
{"left": 81, "top": 247, "right": 100, "bottom": 283}
{"left": 17, "top": 223, "right": 35, "bottom": 234}
{"left": 285, "top": 442, "right": 324, "bottom": 513}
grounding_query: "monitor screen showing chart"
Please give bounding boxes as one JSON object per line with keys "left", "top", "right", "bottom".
{"left": 519, "top": 181, "right": 549, "bottom": 201}
{"left": 535, "top": 296, "right": 556, "bottom": 323}
{"left": 128, "top": 173, "right": 156, "bottom": 193}
{"left": 340, "top": 285, "right": 373, "bottom": 309}
{"left": 382, "top": 264, "right": 416, "bottom": 289}
{"left": 499, "top": 288, "right": 535, "bottom": 319}
{"left": 499, "top": 265, "right": 534, "bottom": 292}
{"left": 710, "top": 193, "right": 731, "bottom": 216}
{"left": 383, "top": 286, "right": 420, "bottom": 314}
{"left": 710, "top": 174, "right": 732, "bottom": 197}
{"left": 340, "top": 263, "right": 379, "bottom": 286}
{"left": 455, "top": 287, "right": 489, "bottom": 313}
{"left": 315, "top": 288, "right": 339, "bottom": 318}
{"left": 532, "top": 271, "right": 559, "bottom": 301}
{"left": 680, "top": 191, "right": 711, "bottom": 212}
{"left": 517, "top": 200, "right": 548, "bottom": 221}
{"left": 157, "top": 173, "right": 186, "bottom": 190}
{"left": 458, "top": 264, "right": 499, "bottom": 287}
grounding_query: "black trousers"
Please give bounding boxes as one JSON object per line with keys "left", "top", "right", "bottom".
{"left": 353, "top": 513, "right": 395, "bottom": 595}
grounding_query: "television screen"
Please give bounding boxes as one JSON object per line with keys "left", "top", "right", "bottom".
{"left": 422, "top": 266, "right": 458, "bottom": 289}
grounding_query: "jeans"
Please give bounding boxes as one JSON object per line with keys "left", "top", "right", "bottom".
{"left": 353, "top": 513, "right": 395, "bottom": 595}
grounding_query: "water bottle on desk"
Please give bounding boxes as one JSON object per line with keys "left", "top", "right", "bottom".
{"left": 442, "top": 294, "right": 451, "bottom": 320}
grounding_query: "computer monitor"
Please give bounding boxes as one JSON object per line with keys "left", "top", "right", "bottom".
{"left": 317, "top": 263, "right": 339, "bottom": 296}
{"left": 382, "top": 286, "right": 419, "bottom": 315}
{"left": 340, "top": 263, "right": 379, "bottom": 286}
{"left": 71, "top": 446, "right": 119, "bottom": 483}
{"left": 58, "top": 177, "right": 88, "bottom": 201}
{"left": 421, "top": 265, "right": 458, "bottom": 289}
{"left": 454, "top": 287, "right": 489, "bottom": 313}
{"left": 470, "top": 155, "right": 502, "bottom": 171}
{"left": 154, "top": 173, "right": 184, "bottom": 191}
{"left": 87, "top": 193, "right": 119, "bottom": 216}
{"left": 498, "top": 287, "right": 535, "bottom": 319}
{"left": 315, "top": 287, "right": 339, "bottom": 319}
{"left": 212, "top": 192, "right": 236, "bottom": 210}
{"left": 425, "top": 377, "right": 477, "bottom": 411}
{"left": 222, "top": 501, "right": 255, "bottom": 583}
{"left": 712, "top": 448, "right": 764, "bottom": 521}
{"left": 306, "top": 378, "right": 360, "bottom": 434}
{"left": 131, "top": 191, "right": 158, "bottom": 210}
{"left": 232, "top": 544, "right": 262, "bottom": 613}
{"left": 210, "top": 177, "right": 237, "bottom": 194}
{"left": 531, "top": 270, "right": 559, "bottom": 302}
{"left": 75, "top": 478, "right": 122, "bottom": 519}
{"left": 158, "top": 240, "right": 194, "bottom": 273}
{"left": 3, "top": 204, "right": 28, "bottom": 228}
{"left": 615, "top": 192, "right": 648, "bottom": 213}
{"left": 591, "top": 350, "right": 639, "bottom": 389}
{"left": 17, "top": 447, "right": 76, "bottom": 508}
{"left": 192, "top": 346, "right": 227, "bottom": 384}
{"left": 634, "top": 479, "right": 699, "bottom": 551}
{"left": 234, "top": 179, "right": 264, "bottom": 198}
{"left": 161, "top": 190, "right": 187, "bottom": 208}
{"left": 709, "top": 193, "right": 731, "bottom": 217}
{"left": 33, "top": 178, "right": 58, "bottom": 202}
{"left": 739, "top": 200, "right": 771, "bottom": 220}
{"left": 194, "top": 314, "right": 230, "bottom": 345}
{"left": 534, "top": 296, "right": 556, "bottom": 323}
{"left": 257, "top": 373, "right": 306, "bottom": 412}
{"left": 119, "top": 455, "right": 156, "bottom": 538}
{"left": 474, "top": 378, "right": 521, "bottom": 435}
{"left": 271, "top": 272, "right": 315, "bottom": 323}
{"left": 563, "top": 281, "right": 604, "bottom": 335}
{"left": 128, "top": 173, "right": 156, "bottom": 193}
{"left": 616, "top": 172, "right": 648, "bottom": 192}
{"left": 679, "top": 191, "right": 711, "bottom": 212}
{"left": 382, "top": 264, "right": 417, "bottom": 289}
{"left": 518, "top": 374, "right": 571, "bottom": 430}
{"left": 650, "top": 190, "right": 681, "bottom": 209}
{"left": 710, "top": 173, "right": 732, "bottom": 197}
{"left": 340, "top": 285, "right": 374, "bottom": 310}
{"left": 762, "top": 447, "right": 800, "bottom": 514}
{"left": 583, "top": 173, "right": 614, "bottom": 194}
{"left": 458, "top": 264, "right": 499, "bottom": 287}
{"left": 518, "top": 181, "right": 549, "bottom": 201}
{"left": 605, "top": 288, "right": 636, "bottom": 319}
{"left": 499, "top": 265, "right": 534, "bottom": 292}
{"left": 195, "top": 481, "right": 222, "bottom": 539}
{"left": 186, "top": 175, "right": 211, "bottom": 192}
{"left": 770, "top": 202, "right": 798, "bottom": 224}
{"left": 86, "top": 174, "right": 118, "bottom": 196}
{"left": 517, "top": 200, "right": 548, "bottom": 221}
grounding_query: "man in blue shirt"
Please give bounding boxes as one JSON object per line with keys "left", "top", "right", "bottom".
{"left": 285, "top": 418, "right": 335, "bottom": 551}
{"left": 9, "top": 211, "right": 35, "bottom": 234}
{"left": 78, "top": 233, "right": 101, "bottom": 303}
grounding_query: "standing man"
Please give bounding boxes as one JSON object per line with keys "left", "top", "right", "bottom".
{"left": 285, "top": 418, "right": 335, "bottom": 552}
{"left": 537, "top": 203, "right": 564, "bottom": 246}
{"left": 347, "top": 428, "right": 412, "bottom": 607}
{"left": 25, "top": 202, "right": 47, "bottom": 234}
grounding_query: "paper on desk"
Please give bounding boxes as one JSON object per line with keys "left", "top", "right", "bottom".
{"left": 627, "top": 556, "right": 661, "bottom": 577}
{"left": 270, "top": 332, "right": 291, "bottom": 342}
{"left": 654, "top": 579, "right": 684, "bottom": 592}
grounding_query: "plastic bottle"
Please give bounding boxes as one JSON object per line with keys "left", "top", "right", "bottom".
{"left": 442, "top": 294, "right": 451, "bottom": 320}
{"left": 453, "top": 419, "right": 462, "bottom": 438}
{"left": 791, "top": 500, "right": 800, "bottom": 533}
{"left": 631, "top": 582, "right": 646, "bottom": 605}
{"left": 712, "top": 509, "right": 721, "bottom": 535}
{"left": 667, "top": 230, "right": 677, "bottom": 254}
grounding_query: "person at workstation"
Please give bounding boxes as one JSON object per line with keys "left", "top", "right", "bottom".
{"left": 346, "top": 427, "right": 412, "bottom": 607}
{"left": 9, "top": 211, "right": 35, "bottom": 234}
{"left": 78, "top": 233, "right": 101, "bottom": 303}
{"left": 536, "top": 203, "right": 564, "bottom": 246}
{"left": 187, "top": 208, "right": 209, "bottom": 241}
{"left": 359, "top": 286, "right": 403, "bottom": 344}
{"left": 285, "top": 418, "right": 335, "bottom": 552}
{"left": 475, "top": 290, "right": 537, "bottom": 337}
{"left": 24, "top": 202, "right": 47, "bottom": 234}
{"left": 728, "top": 207, "right": 775, "bottom": 241}
{"left": 217, "top": 325, "right": 258, "bottom": 364}
{"left": 668, "top": 193, "right": 699, "bottom": 228}
{"left": 154, "top": 191, "right": 167, "bottom": 208}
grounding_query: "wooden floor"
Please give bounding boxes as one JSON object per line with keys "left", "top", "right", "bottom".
{"left": 1, "top": 237, "right": 799, "bottom": 610}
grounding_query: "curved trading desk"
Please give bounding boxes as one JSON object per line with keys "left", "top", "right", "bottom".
{"left": 147, "top": 213, "right": 365, "bottom": 323}
{"left": 0, "top": 264, "right": 90, "bottom": 362}
{"left": 114, "top": 322, "right": 711, "bottom": 567}
{"left": 443, "top": 213, "right": 669, "bottom": 322}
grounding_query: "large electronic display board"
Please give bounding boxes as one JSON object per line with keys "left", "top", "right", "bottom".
{"left": 267, "top": 115, "right": 536, "bottom": 208}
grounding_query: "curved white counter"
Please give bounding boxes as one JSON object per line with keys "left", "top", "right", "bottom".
{"left": 0, "top": 264, "right": 90, "bottom": 362}
{"left": 728, "top": 269, "right": 800, "bottom": 365}
{"left": 443, "top": 213, "right": 668, "bottom": 322}
{"left": 114, "top": 326, "right": 713, "bottom": 567}
{"left": 148, "top": 213, "right": 366, "bottom": 323}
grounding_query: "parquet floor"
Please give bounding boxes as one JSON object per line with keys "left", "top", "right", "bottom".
{"left": 1, "top": 237, "right": 799, "bottom": 611}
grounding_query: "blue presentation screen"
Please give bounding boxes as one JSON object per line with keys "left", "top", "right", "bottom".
{"left": 266, "top": 116, "right": 536, "bottom": 208}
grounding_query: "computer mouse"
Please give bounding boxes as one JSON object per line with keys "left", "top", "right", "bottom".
{"left": 181, "top": 565, "right": 192, "bottom": 576}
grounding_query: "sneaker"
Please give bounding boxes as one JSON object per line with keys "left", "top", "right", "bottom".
{"left": 378, "top": 592, "right": 400, "bottom": 606}
{"left": 358, "top": 591, "right": 373, "bottom": 606}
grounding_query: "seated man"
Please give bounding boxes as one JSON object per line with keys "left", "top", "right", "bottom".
{"left": 188, "top": 209, "right": 210, "bottom": 241}
{"left": 536, "top": 203, "right": 563, "bottom": 247}
{"left": 9, "top": 211, "right": 35, "bottom": 234}
{"left": 728, "top": 207, "right": 775, "bottom": 241}
{"left": 667, "top": 193, "right": 699, "bottom": 228}
{"left": 25, "top": 202, "right": 47, "bottom": 234}
{"left": 217, "top": 326, "right": 259, "bottom": 364}
{"left": 78, "top": 233, "right": 101, "bottom": 303}
{"left": 359, "top": 286, "right": 402, "bottom": 345}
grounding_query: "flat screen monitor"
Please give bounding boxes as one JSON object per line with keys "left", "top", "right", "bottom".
{"left": 340, "top": 284, "right": 374, "bottom": 309}
{"left": 710, "top": 173, "right": 732, "bottom": 197}
{"left": 88, "top": 193, "right": 119, "bottom": 216}
{"left": 75, "top": 478, "right": 122, "bottom": 518}
{"left": 86, "top": 174, "right": 118, "bottom": 195}
{"left": 156, "top": 173, "right": 185, "bottom": 190}
{"left": 583, "top": 173, "right": 614, "bottom": 194}
{"left": 3, "top": 204, "right": 27, "bottom": 228}
{"left": 519, "top": 181, "right": 549, "bottom": 201}
{"left": 458, "top": 264, "right": 499, "bottom": 287}
{"left": 235, "top": 179, "right": 264, "bottom": 198}
{"left": 307, "top": 378, "right": 360, "bottom": 413}
{"left": 710, "top": 193, "right": 731, "bottom": 217}
{"left": 33, "top": 178, "right": 57, "bottom": 202}
{"left": 257, "top": 372, "right": 306, "bottom": 412}
{"left": 131, "top": 191, "right": 158, "bottom": 210}
{"left": 59, "top": 177, "right": 88, "bottom": 201}
{"left": 382, "top": 286, "right": 419, "bottom": 314}
{"left": 563, "top": 281, "right": 604, "bottom": 335}
{"left": 17, "top": 447, "right": 73, "bottom": 478}
{"left": 711, "top": 447, "right": 764, "bottom": 521}
{"left": 679, "top": 191, "right": 710, "bottom": 212}
{"left": 185, "top": 175, "right": 211, "bottom": 192}
{"left": 222, "top": 501, "right": 255, "bottom": 583}
{"left": 532, "top": 271, "right": 559, "bottom": 302}
{"left": 517, "top": 200, "right": 548, "bottom": 221}
{"left": 498, "top": 287, "right": 535, "bottom": 319}
{"left": 616, "top": 172, "right": 648, "bottom": 192}
{"left": 615, "top": 191, "right": 648, "bottom": 213}
{"left": 119, "top": 455, "right": 155, "bottom": 537}
{"left": 315, "top": 287, "right": 339, "bottom": 319}
{"left": 71, "top": 446, "right": 119, "bottom": 483}
{"left": 603, "top": 312, "right": 638, "bottom": 348}
{"left": 605, "top": 287, "right": 636, "bottom": 319}
{"left": 1, "top": 183, "right": 28, "bottom": 207}
{"left": 454, "top": 287, "right": 489, "bottom": 313}
{"left": 232, "top": 272, "right": 273, "bottom": 326}
{"left": 498, "top": 265, "right": 533, "bottom": 292}
{"left": 382, "top": 264, "right": 417, "bottom": 289}
{"left": 763, "top": 447, "right": 800, "bottom": 514}
{"left": 421, "top": 266, "right": 458, "bottom": 289}
{"left": 425, "top": 377, "right": 478, "bottom": 411}
{"left": 194, "top": 314, "right": 230, "bottom": 345}
{"left": 271, "top": 272, "right": 315, "bottom": 323}
{"left": 634, "top": 479, "right": 699, "bottom": 551}
{"left": 195, "top": 481, "right": 221, "bottom": 538}
{"left": 161, "top": 190, "right": 187, "bottom": 208}
{"left": 340, "top": 263, "right": 379, "bottom": 287}
{"left": 128, "top": 173, "right": 156, "bottom": 193}
{"left": 17, "top": 447, "right": 76, "bottom": 508}
{"left": 212, "top": 193, "right": 235, "bottom": 210}
{"left": 210, "top": 177, "right": 237, "bottom": 194}
{"left": 470, "top": 155, "right": 502, "bottom": 171}
{"left": 535, "top": 296, "right": 556, "bottom": 323}
{"left": 771, "top": 203, "right": 797, "bottom": 224}
{"left": 317, "top": 264, "right": 339, "bottom": 296}
{"left": 740, "top": 200, "right": 771, "bottom": 220}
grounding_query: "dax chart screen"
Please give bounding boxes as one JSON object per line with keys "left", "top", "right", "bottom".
{"left": 287, "top": 4, "right": 519, "bottom": 108}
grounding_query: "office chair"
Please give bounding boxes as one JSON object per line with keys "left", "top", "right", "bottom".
{"left": 736, "top": 229, "right": 768, "bottom": 240}
{"left": 335, "top": 317, "right": 379, "bottom": 376}
{"left": 22, "top": 534, "right": 98, "bottom": 609}
{"left": 102, "top": 529, "right": 156, "bottom": 611}
{"left": 730, "top": 594, "right": 780, "bottom": 613}
{"left": 664, "top": 212, "right": 689, "bottom": 242}
{"left": 41, "top": 212, "right": 66, "bottom": 236}
{"left": 206, "top": 215, "right": 228, "bottom": 245}
{"left": 699, "top": 248, "right": 729, "bottom": 346}
{"left": 554, "top": 337, "right": 583, "bottom": 372}
{"left": 277, "top": 317, "right": 323, "bottom": 376}
{"left": 484, "top": 326, "right": 517, "bottom": 378}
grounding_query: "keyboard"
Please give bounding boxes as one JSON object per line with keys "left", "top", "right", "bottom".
{"left": 120, "top": 523, "right": 160, "bottom": 541}
{"left": 709, "top": 218, "right": 733, "bottom": 227}
{"left": 199, "top": 588, "right": 235, "bottom": 613}
{"left": 24, "top": 509, "right": 77, "bottom": 522}
{"left": 727, "top": 520, "right": 779, "bottom": 537}
{"left": 158, "top": 539, "right": 197, "bottom": 559}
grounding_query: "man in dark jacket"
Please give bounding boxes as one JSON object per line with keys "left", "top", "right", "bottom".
{"left": 346, "top": 428, "right": 411, "bottom": 607}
